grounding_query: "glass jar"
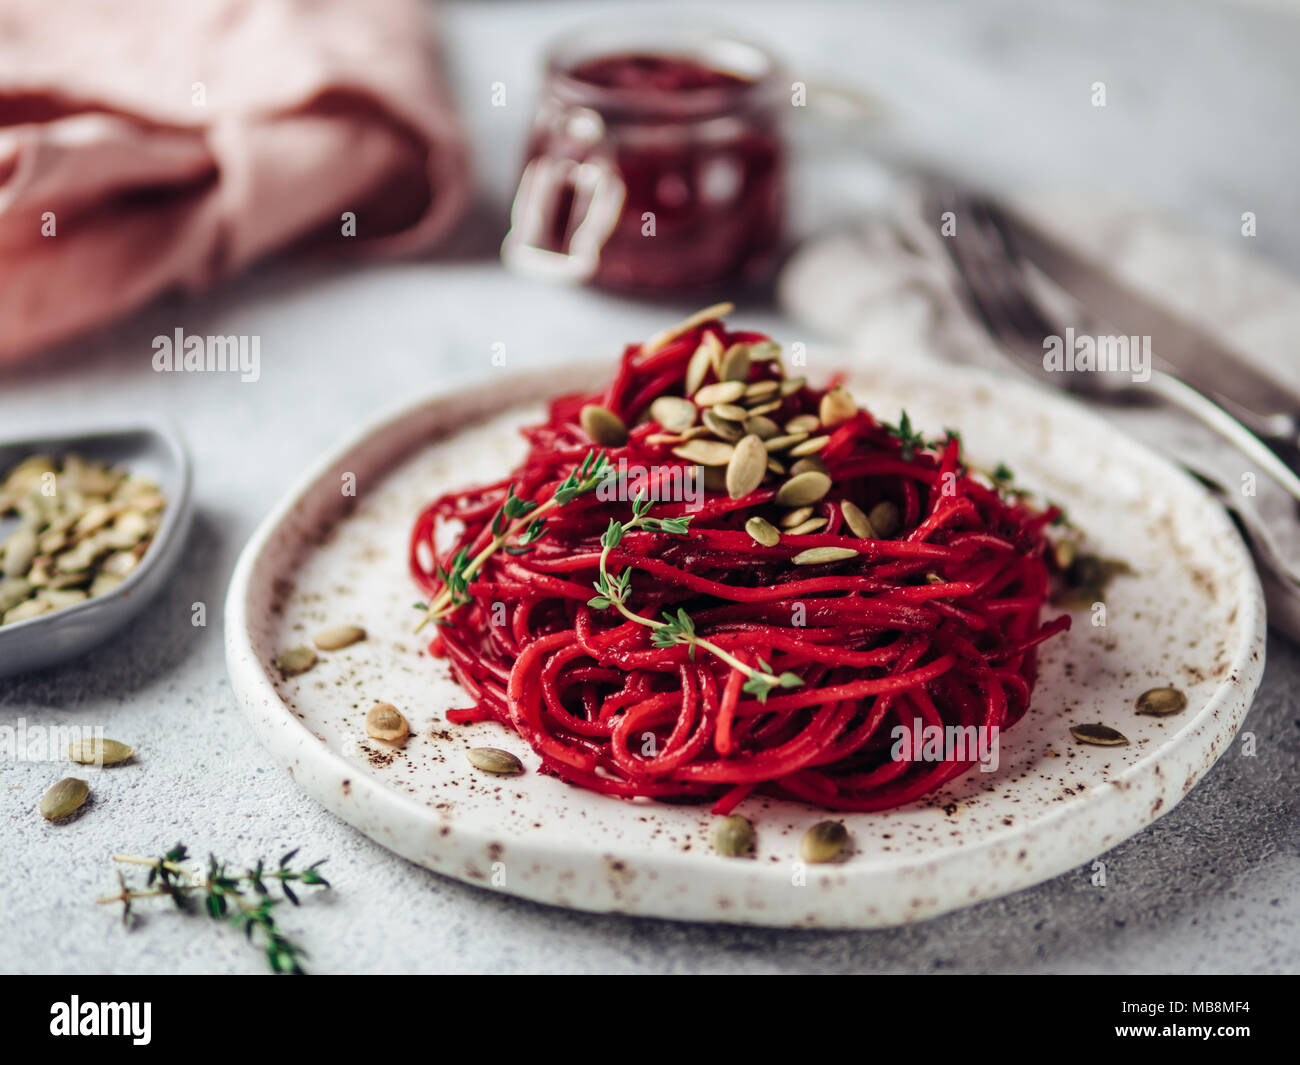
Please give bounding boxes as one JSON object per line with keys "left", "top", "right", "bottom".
{"left": 502, "top": 22, "right": 786, "bottom": 292}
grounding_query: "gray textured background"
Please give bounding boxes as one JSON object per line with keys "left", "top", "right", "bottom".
{"left": 2, "top": 0, "right": 1297, "bottom": 974}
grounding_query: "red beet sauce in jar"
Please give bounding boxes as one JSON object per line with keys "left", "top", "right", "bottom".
{"left": 502, "top": 27, "right": 785, "bottom": 292}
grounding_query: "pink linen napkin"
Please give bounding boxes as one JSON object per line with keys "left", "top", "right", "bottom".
{"left": 0, "top": 0, "right": 470, "bottom": 363}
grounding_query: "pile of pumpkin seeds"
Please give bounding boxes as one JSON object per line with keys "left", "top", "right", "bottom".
{"left": 579, "top": 326, "right": 905, "bottom": 561}
{"left": 0, "top": 454, "right": 165, "bottom": 626}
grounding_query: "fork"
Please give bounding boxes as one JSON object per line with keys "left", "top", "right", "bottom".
{"left": 921, "top": 178, "right": 1300, "bottom": 592}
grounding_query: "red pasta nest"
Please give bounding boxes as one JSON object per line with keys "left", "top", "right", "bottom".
{"left": 411, "top": 312, "right": 1069, "bottom": 813}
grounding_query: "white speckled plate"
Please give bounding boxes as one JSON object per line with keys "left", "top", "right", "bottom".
{"left": 224, "top": 359, "right": 1265, "bottom": 928}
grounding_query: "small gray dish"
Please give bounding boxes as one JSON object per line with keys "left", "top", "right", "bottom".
{"left": 0, "top": 421, "right": 192, "bottom": 679}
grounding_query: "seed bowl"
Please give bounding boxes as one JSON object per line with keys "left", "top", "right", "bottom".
{"left": 0, "top": 421, "right": 192, "bottom": 679}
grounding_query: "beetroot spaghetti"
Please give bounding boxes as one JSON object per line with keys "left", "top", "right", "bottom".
{"left": 411, "top": 304, "right": 1070, "bottom": 814}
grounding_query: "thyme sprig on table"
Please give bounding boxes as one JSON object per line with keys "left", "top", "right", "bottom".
{"left": 416, "top": 449, "right": 612, "bottom": 629}
{"left": 97, "top": 843, "right": 329, "bottom": 974}
{"left": 588, "top": 492, "right": 802, "bottom": 703}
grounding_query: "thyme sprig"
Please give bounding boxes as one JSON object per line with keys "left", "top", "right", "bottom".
{"left": 881, "top": 414, "right": 1072, "bottom": 526}
{"left": 97, "top": 843, "right": 329, "bottom": 974}
{"left": 417, "top": 449, "right": 612, "bottom": 629}
{"left": 588, "top": 493, "right": 802, "bottom": 703}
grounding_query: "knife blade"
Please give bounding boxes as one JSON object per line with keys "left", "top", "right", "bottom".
{"left": 988, "top": 202, "right": 1300, "bottom": 444}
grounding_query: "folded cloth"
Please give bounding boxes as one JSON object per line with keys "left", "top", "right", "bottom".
{"left": 778, "top": 184, "right": 1300, "bottom": 638}
{"left": 0, "top": 0, "right": 470, "bottom": 363}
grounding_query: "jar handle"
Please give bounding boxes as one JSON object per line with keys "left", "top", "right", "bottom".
{"left": 501, "top": 107, "right": 626, "bottom": 283}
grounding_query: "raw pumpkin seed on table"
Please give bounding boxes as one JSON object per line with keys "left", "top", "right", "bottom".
{"left": 67, "top": 738, "right": 135, "bottom": 766}
{"left": 40, "top": 777, "right": 89, "bottom": 821}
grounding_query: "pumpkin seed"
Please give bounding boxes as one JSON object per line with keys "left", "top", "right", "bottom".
{"left": 0, "top": 578, "right": 33, "bottom": 614}
{"left": 800, "top": 820, "right": 849, "bottom": 863}
{"left": 702, "top": 409, "right": 744, "bottom": 442}
{"left": 3, "top": 597, "right": 50, "bottom": 625}
{"left": 275, "top": 645, "right": 317, "bottom": 677}
{"left": 104, "top": 509, "right": 151, "bottom": 550}
{"left": 712, "top": 403, "right": 749, "bottom": 422}
{"left": 743, "top": 415, "right": 780, "bottom": 439}
{"left": 694, "top": 380, "right": 746, "bottom": 406}
{"left": 365, "top": 702, "right": 409, "bottom": 743}
{"left": 780, "top": 377, "right": 807, "bottom": 397}
{"left": 743, "top": 380, "right": 780, "bottom": 401}
{"left": 766, "top": 457, "right": 786, "bottom": 476}
{"left": 788, "top": 435, "right": 831, "bottom": 457}
{"left": 579, "top": 404, "right": 628, "bottom": 447}
{"left": 819, "top": 385, "right": 857, "bottom": 427}
{"left": 749, "top": 340, "right": 783, "bottom": 362}
{"left": 745, "top": 516, "right": 780, "bottom": 547}
{"left": 2, "top": 455, "right": 55, "bottom": 498}
{"left": 40, "top": 777, "right": 89, "bottom": 821}
{"left": 44, "top": 589, "right": 87, "bottom": 610}
{"left": 642, "top": 303, "right": 734, "bottom": 356}
{"left": 719, "top": 343, "right": 751, "bottom": 382}
{"left": 67, "top": 738, "right": 135, "bottom": 765}
{"left": 747, "top": 399, "right": 783, "bottom": 417}
{"left": 74, "top": 502, "right": 118, "bottom": 536}
{"left": 868, "top": 500, "right": 901, "bottom": 539}
{"left": 779, "top": 506, "right": 814, "bottom": 529}
{"left": 102, "top": 551, "right": 140, "bottom": 578}
{"left": 467, "top": 747, "right": 524, "bottom": 775}
{"left": 65, "top": 455, "right": 120, "bottom": 496}
{"left": 89, "top": 573, "right": 124, "bottom": 597}
{"left": 1135, "top": 687, "right": 1187, "bottom": 717}
{"left": 785, "top": 517, "right": 828, "bottom": 536}
{"left": 840, "top": 500, "right": 875, "bottom": 539}
{"left": 673, "top": 439, "right": 736, "bottom": 466}
{"left": 726, "top": 435, "right": 768, "bottom": 500}
{"left": 684, "top": 332, "right": 724, "bottom": 394}
{"left": 712, "top": 815, "right": 755, "bottom": 857}
{"left": 789, "top": 456, "right": 829, "bottom": 477}
{"left": 314, "top": 624, "right": 367, "bottom": 651}
{"left": 763, "top": 433, "right": 809, "bottom": 453}
{"left": 785, "top": 414, "right": 820, "bottom": 435}
{"left": 649, "top": 396, "right": 697, "bottom": 433}
{"left": 1053, "top": 538, "right": 1078, "bottom": 571}
{"left": 3, "top": 526, "right": 37, "bottom": 578}
{"left": 1069, "top": 723, "right": 1129, "bottom": 746}
{"left": 775, "top": 471, "right": 831, "bottom": 508}
{"left": 793, "top": 547, "right": 859, "bottom": 566}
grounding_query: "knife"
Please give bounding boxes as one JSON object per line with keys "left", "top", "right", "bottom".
{"left": 988, "top": 202, "right": 1300, "bottom": 450}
